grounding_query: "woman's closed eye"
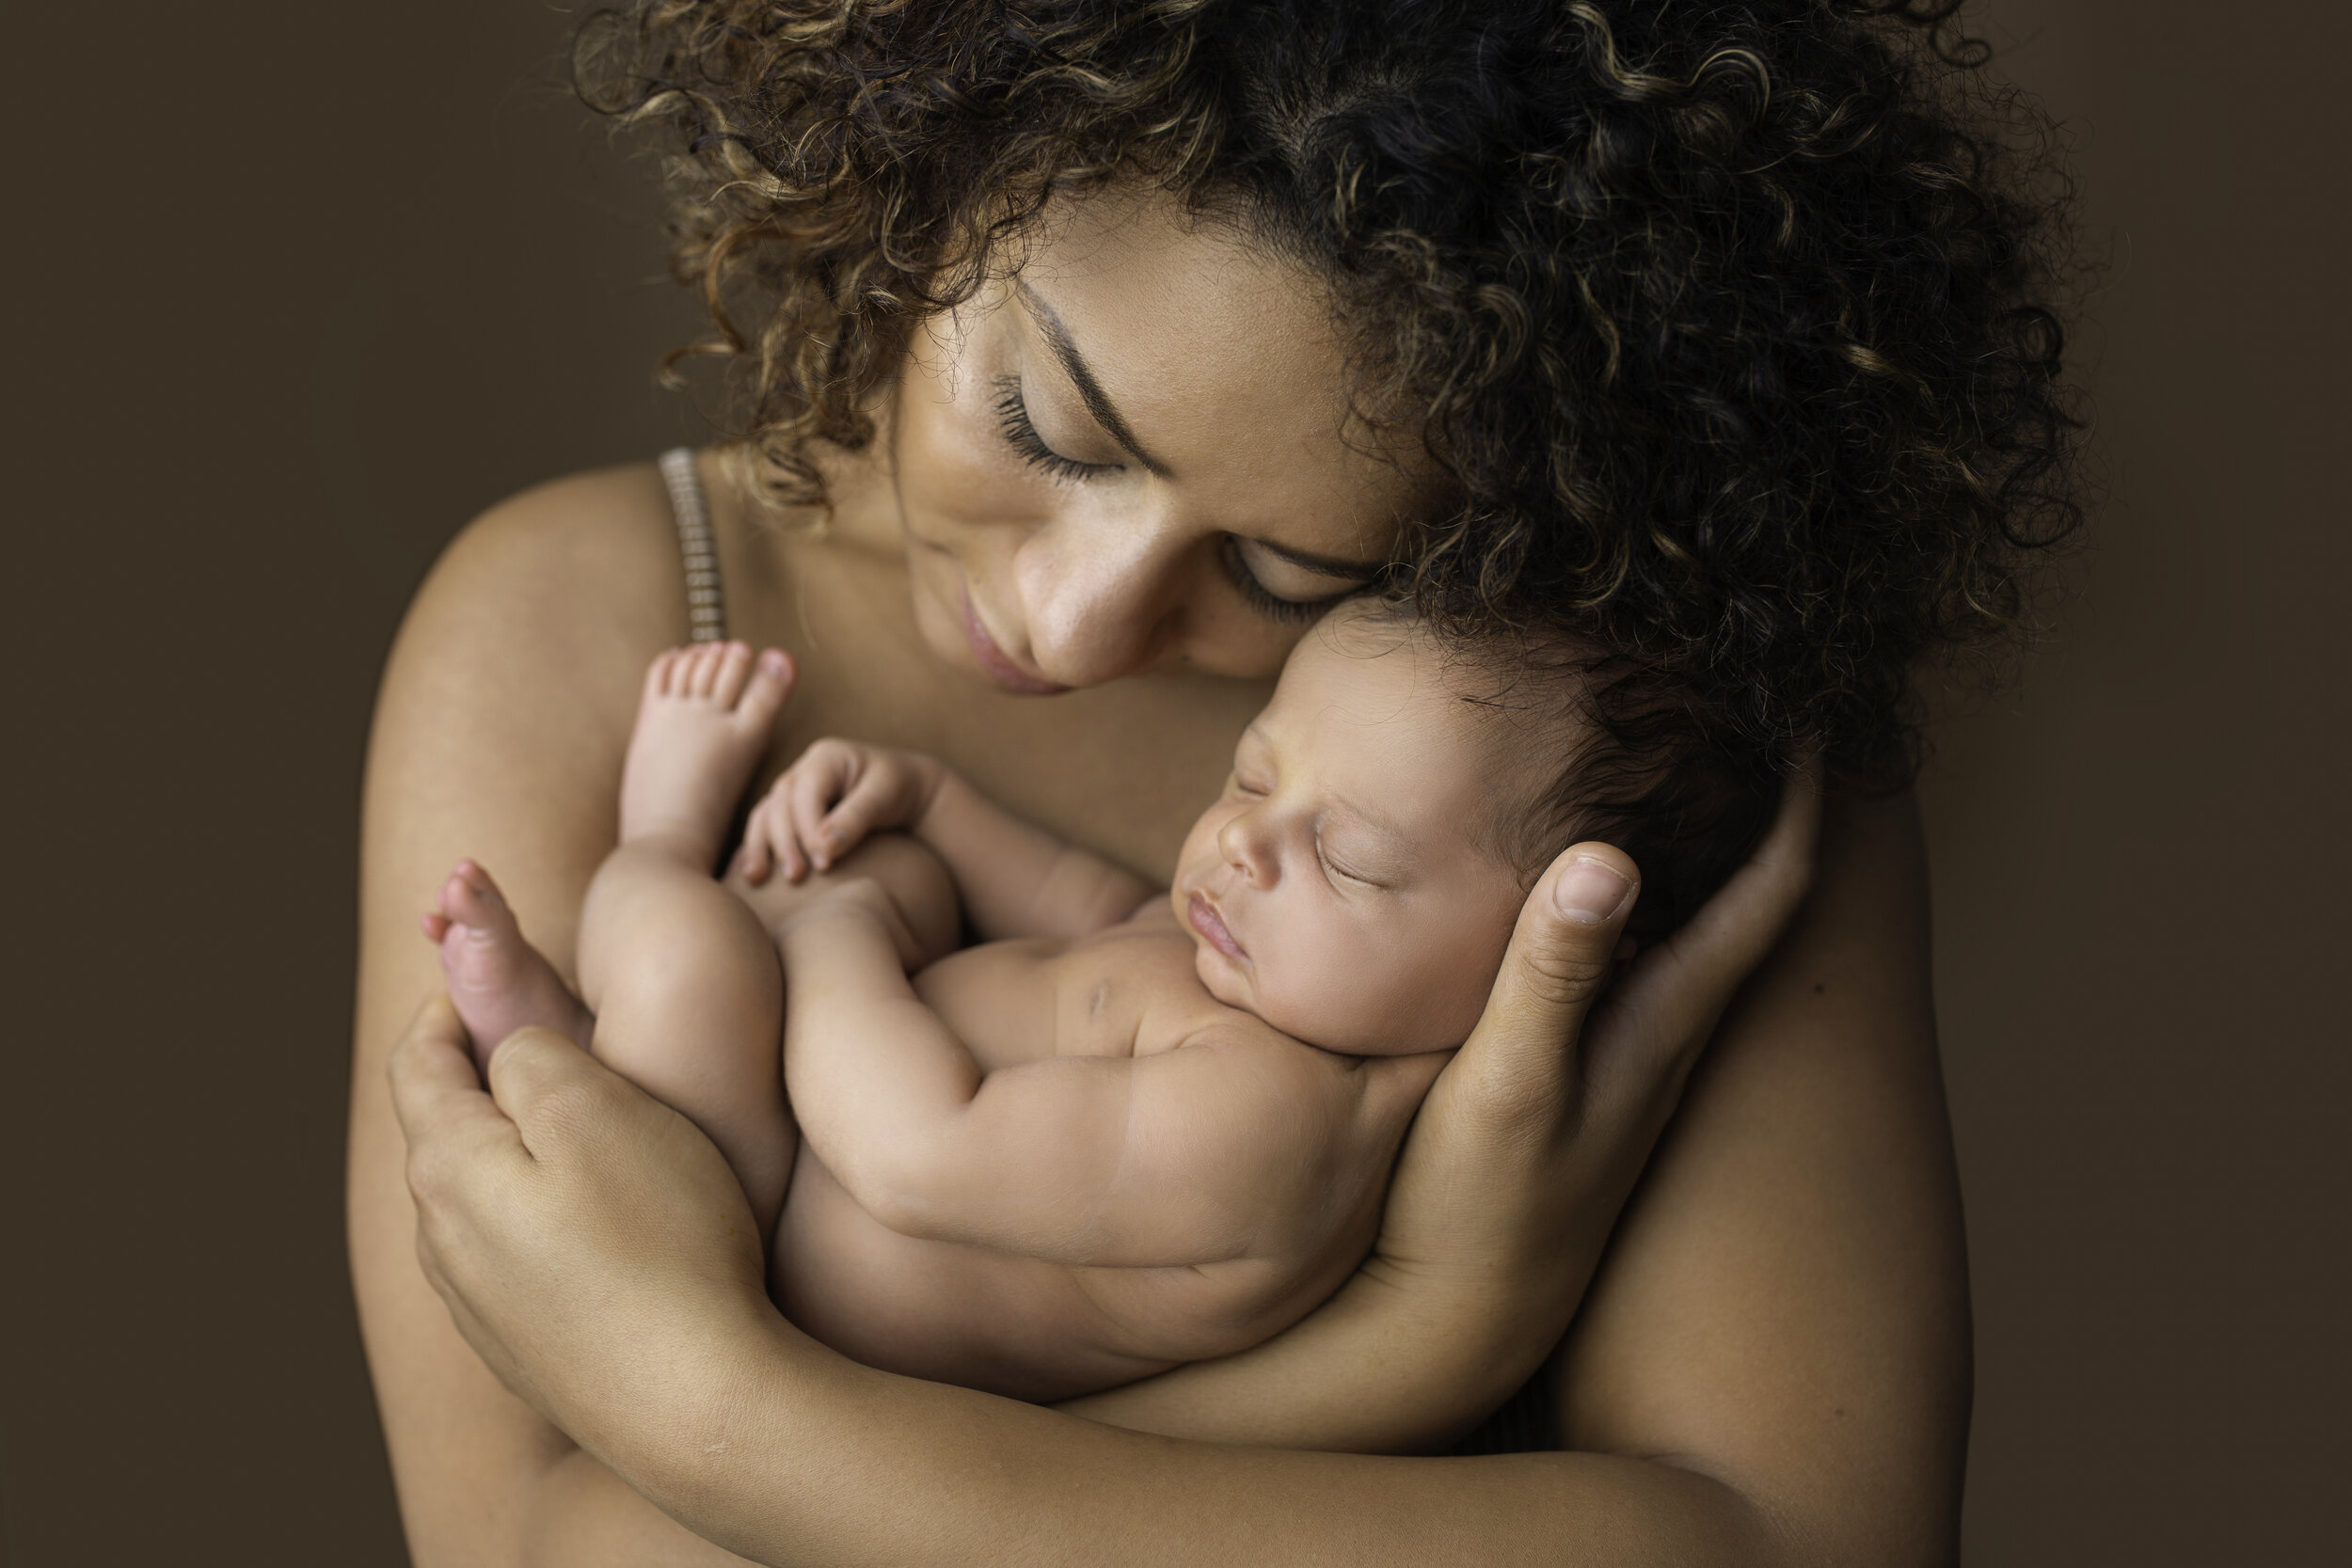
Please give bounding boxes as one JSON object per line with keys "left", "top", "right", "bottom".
{"left": 993, "top": 375, "right": 1117, "bottom": 483}
{"left": 1218, "top": 535, "right": 1366, "bottom": 626}
{"left": 993, "top": 374, "right": 1371, "bottom": 626}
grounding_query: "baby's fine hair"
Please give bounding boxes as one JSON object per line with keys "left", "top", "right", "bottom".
{"left": 1346, "top": 600, "right": 1776, "bottom": 946}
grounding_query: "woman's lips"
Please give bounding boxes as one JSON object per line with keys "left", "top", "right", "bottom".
{"left": 1187, "top": 893, "right": 1247, "bottom": 961}
{"left": 961, "top": 584, "right": 1070, "bottom": 696}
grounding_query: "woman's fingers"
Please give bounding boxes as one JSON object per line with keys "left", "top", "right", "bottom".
{"left": 1373, "top": 842, "right": 1644, "bottom": 1291}
{"left": 386, "top": 1007, "right": 773, "bottom": 1447}
{"left": 1587, "top": 760, "right": 1822, "bottom": 1113}
{"left": 386, "top": 996, "right": 538, "bottom": 1310}
{"left": 1436, "top": 843, "right": 1642, "bottom": 1148}
{"left": 479, "top": 1024, "right": 669, "bottom": 1173}
{"left": 1377, "top": 766, "right": 1822, "bottom": 1283}
{"left": 388, "top": 995, "right": 529, "bottom": 1178}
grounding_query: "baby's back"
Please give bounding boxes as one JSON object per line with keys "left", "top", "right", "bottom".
{"left": 774, "top": 910, "right": 1447, "bottom": 1402}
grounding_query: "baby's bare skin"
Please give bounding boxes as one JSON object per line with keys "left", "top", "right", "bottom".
{"left": 771, "top": 895, "right": 1444, "bottom": 1400}
{"left": 434, "top": 607, "right": 1541, "bottom": 1402}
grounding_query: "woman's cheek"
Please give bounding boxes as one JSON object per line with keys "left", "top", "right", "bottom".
{"left": 896, "top": 404, "right": 1040, "bottom": 539}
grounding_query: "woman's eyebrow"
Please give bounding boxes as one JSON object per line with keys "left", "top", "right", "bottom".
{"left": 1014, "top": 281, "right": 1171, "bottom": 478}
{"left": 1017, "top": 280, "right": 1389, "bottom": 580}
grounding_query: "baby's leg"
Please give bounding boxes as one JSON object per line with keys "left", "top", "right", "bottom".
{"left": 576, "top": 643, "right": 799, "bottom": 1231}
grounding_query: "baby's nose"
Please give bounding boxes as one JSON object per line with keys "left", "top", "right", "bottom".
{"left": 1216, "top": 809, "right": 1279, "bottom": 884}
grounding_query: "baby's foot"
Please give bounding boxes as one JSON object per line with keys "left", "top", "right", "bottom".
{"left": 422, "top": 860, "right": 594, "bottom": 1066}
{"left": 619, "top": 641, "right": 796, "bottom": 869}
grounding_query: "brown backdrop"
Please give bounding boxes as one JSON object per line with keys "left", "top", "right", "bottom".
{"left": 3, "top": 3, "right": 2343, "bottom": 1563}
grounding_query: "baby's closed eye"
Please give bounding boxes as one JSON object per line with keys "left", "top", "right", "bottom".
{"left": 1315, "top": 836, "right": 1386, "bottom": 891}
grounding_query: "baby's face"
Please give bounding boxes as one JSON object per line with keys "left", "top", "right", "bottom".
{"left": 1169, "top": 611, "right": 1537, "bottom": 1056}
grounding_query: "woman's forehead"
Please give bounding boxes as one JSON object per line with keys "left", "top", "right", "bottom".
{"left": 1012, "top": 192, "right": 1432, "bottom": 550}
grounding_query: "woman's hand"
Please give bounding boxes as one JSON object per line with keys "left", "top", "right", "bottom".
{"left": 1066, "top": 765, "right": 1823, "bottom": 1452}
{"left": 388, "top": 996, "right": 778, "bottom": 1471}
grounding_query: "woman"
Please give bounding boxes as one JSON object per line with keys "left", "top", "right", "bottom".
{"left": 357, "top": 1, "right": 2076, "bottom": 1560}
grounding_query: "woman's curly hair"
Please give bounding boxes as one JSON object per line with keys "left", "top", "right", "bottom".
{"left": 579, "top": 0, "right": 2083, "bottom": 925}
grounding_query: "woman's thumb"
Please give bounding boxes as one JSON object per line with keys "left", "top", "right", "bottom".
{"left": 1511, "top": 844, "right": 1639, "bottom": 1009}
{"left": 1449, "top": 844, "right": 1641, "bottom": 1130}
{"left": 1524, "top": 846, "right": 1637, "bottom": 1006}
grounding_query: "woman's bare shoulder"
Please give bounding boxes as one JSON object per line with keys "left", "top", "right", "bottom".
{"left": 372, "top": 462, "right": 714, "bottom": 783}
{"left": 1557, "top": 788, "right": 1967, "bottom": 1564}
{"left": 405, "top": 463, "right": 691, "bottom": 661}
{"left": 352, "top": 462, "right": 714, "bottom": 1563}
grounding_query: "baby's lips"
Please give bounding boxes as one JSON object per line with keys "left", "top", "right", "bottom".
{"left": 1186, "top": 892, "right": 1248, "bottom": 961}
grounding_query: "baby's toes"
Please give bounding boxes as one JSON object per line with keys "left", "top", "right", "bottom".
{"left": 707, "top": 641, "right": 755, "bottom": 708}
{"left": 644, "top": 646, "right": 686, "bottom": 701}
{"left": 688, "top": 640, "right": 732, "bottom": 699}
{"left": 734, "top": 647, "right": 795, "bottom": 733}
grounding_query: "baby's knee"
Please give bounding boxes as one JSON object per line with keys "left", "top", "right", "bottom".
{"left": 728, "top": 832, "right": 960, "bottom": 968}
{"left": 829, "top": 834, "right": 959, "bottom": 964}
{"left": 589, "top": 868, "right": 783, "bottom": 1034}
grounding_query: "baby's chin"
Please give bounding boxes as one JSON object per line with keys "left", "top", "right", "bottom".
{"left": 1192, "top": 942, "right": 1259, "bottom": 1014}
{"left": 1187, "top": 930, "right": 1458, "bottom": 1054}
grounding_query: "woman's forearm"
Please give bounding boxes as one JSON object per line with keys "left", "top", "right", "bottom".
{"left": 598, "top": 1315, "right": 1792, "bottom": 1568}
{"left": 470, "top": 1355, "right": 1786, "bottom": 1568}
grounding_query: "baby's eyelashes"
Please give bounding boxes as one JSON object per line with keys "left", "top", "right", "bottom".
{"left": 1314, "top": 839, "right": 1375, "bottom": 890}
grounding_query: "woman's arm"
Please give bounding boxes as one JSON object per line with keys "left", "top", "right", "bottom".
{"left": 1060, "top": 777, "right": 1827, "bottom": 1451}
{"left": 367, "top": 475, "right": 1960, "bottom": 1564}
{"left": 1555, "top": 790, "right": 1968, "bottom": 1561}
{"left": 385, "top": 825, "right": 1885, "bottom": 1568}
{"left": 347, "top": 466, "right": 745, "bottom": 1565}
{"left": 393, "top": 795, "right": 1958, "bottom": 1568}
{"left": 1074, "top": 788, "right": 1965, "bottom": 1560}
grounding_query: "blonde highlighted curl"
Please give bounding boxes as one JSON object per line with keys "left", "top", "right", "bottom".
{"left": 578, "top": 0, "right": 2083, "bottom": 843}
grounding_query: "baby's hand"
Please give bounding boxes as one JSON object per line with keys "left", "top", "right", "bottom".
{"left": 735, "top": 738, "right": 946, "bottom": 885}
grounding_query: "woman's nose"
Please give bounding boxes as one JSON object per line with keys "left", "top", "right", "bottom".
{"left": 1011, "top": 507, "right": 1189, "bottom": 686}
{"left": 1216, "top": 806, "right": 1279, "bottom": 886}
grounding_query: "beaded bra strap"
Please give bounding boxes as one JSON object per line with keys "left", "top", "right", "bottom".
{"left": 658, "top": 447, "right": 729, "bottom": 643}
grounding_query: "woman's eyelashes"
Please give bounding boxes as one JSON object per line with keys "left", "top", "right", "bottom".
{"left": 1217, "top": 535, "right": 1359, "bottom": 626}
{"left": 992, "top": 375, "right": 1114, "bottom": 483}
{"left": 993, "top": 374, "right": 1362, "bottom": 626}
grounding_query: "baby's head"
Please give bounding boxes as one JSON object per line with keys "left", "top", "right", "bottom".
{"left": 1170, "top": 599, "right": 1777, "bottom": 1056}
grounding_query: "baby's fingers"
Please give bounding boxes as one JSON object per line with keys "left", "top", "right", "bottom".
{"left": 737, "top": 789, "right": 803, "bottom": 885}
{"left": 787, "top": 756, "right": 853, "bottom": 872}
{"left": 815, "top": 769, "right": 903, "bottom": 863}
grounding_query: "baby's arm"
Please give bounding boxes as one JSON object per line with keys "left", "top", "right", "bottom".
{"left": 739, "top": 738, "right": 1153, "bottom": 941}
{"left": 780, "top": 886, "right": 1422, "bottom": 1266}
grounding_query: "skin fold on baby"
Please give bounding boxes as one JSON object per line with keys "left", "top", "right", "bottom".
{"left": 423, "top": 602, "right": 1603, "bottom": 1402}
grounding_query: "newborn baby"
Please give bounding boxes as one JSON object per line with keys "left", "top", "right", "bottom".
{"left": 425, "top": 600, "right": 1631, "bottom": 1401}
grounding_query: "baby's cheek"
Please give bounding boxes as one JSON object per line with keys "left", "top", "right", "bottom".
{"left": 1377, "top": 911, "right": 1514, "bottom": 1051}
{"left": 1263, "top": 914, "right": 1422, "bottom": 1053}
